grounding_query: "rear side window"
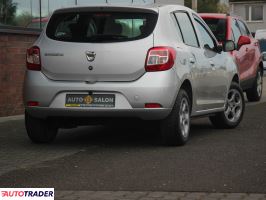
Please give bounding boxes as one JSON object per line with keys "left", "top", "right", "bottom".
{"left": 194, "top": 18, "right": 216, "bottom": 50}
{"left": 202, "top": 18, "right": 226, "bottom": 42}
{"left": 46, "top": 12, "right": 158, "bottom": 43}
{"left": 174, "top": 12, "right": 199, "bottom": 47}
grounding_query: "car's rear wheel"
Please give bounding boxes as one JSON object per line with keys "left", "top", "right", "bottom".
{"left": 25, "top": 111, "right": 58, "bottom": 143}
{"left": 209, "top": 82, "right": 245, "bottom": 129}
{"left": 160, "top": 89, "right": 190, "bottom": 146}
{"left": 246, "top": 69, "right": 263, "bottom": 102}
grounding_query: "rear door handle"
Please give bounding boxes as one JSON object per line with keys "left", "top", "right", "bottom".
{"left": 209, "top": 61, "right": 215, "bottom": 70}
{"left": 189, "top": 58, "right": 195, "bottom": 64}
{"left": 209, "top": 61, "right": 215, "bottom": 66}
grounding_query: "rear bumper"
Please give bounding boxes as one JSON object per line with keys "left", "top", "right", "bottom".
{"left": 26, "top": 107, "right": 172, "bottom": 120}
{"left": 24, "top": 69, "right": 180, "bottom": 120}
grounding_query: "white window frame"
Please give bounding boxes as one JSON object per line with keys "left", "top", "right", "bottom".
{"left": 246, "top": 4, "right": 264, "bottom": 23}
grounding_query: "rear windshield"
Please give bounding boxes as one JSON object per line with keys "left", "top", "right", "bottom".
{"left": 203, "top": 18, "right": 226, "bottom": 42}
{"left": 46, "top": 12, "right": 158, "bottom": 43}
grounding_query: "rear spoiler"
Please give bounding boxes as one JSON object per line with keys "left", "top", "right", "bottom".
{"left": 54, "top": 6, "right": 158, "bottom": 15}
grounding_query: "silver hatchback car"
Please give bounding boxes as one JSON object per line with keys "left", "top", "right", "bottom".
{"left": 24, "top": 4, "right": 245, "bottom": 145}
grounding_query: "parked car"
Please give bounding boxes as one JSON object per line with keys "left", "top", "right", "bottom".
{"left": 255, "top": 29, "right": 266, "bottom": 40}
{"left": 255, "top": 30, "right": 266, "bottom": 70}
{"left": 27, "top": 17, "right": 48, "bottom": 29}
{"left": 262, "top": 53, "right": 266, "bottom": 70}
{"left": 24, "top": 5, "right": 244, "bottom": 146}
{"left": 200, "top": 14, "right": 263, "bottom": 102}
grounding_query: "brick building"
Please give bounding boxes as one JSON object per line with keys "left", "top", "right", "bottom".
{"left": 0, "top": 28, "right": 39, "bottom": 116}
{"left": 230, "top": 0, "right": 266, "bottom": 32}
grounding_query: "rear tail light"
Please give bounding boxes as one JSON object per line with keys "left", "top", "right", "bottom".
{"left": 145, "top": 47, "right": 176, "bottom": 72}
{"left": 27, "top": 101, "right": 39, "bottom": 107}
{"left": 26, "top": 46, "right": 41, "bottom": 71}
{"left": 145, "top": 103, "right": 162, "bottom": 108}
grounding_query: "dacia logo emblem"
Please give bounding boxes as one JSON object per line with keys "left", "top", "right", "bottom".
{"left": 86, "top": 51, "right": 96, "bottom": 62}
{"left": 84, "top": 95, "right": 93, "bottom": 104}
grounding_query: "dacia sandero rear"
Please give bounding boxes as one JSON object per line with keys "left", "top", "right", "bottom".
{"left": 24, "top": 5, "right": 245, "bottom": 146}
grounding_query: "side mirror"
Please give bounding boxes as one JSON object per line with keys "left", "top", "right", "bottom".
{"left": 223, "top": 40, "right": 235, "bottom": 52}
{"left": 262, "top": 53, "right": 266, "bottom": 61}
{"left": 237, "top": 35, "right": 251, "bottom": 49}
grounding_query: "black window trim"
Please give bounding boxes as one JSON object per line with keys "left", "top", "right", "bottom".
{"left": 172, "top": 10, "right": 200, "bottom": 48}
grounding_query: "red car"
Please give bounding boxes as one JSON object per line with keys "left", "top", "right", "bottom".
{"left": 200, "top": 14, "right": 263, "bottom": 102}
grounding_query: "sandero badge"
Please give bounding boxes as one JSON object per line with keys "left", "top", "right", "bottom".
{"left": 86, "top": 51, "right": 96, "bottom": 62}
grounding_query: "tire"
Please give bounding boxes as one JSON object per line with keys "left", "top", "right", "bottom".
{"left": 209, "top": 82, "right": 245, "bottom": 129}
{"left": 25, "top": 111, "right": 58, "bottom": 143}
{"left": 160, "top": 89, "right": 191, "bottom": 146}
{"left": 246, "top": 69, "right": 263, "bottom": 102}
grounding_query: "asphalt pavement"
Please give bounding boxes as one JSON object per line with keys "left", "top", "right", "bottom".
{"left": 0, "top": 79, "right": 266, "bottom": 199}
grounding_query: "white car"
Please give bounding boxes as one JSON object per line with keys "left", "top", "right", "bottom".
{"left": 255, "top": 30, "right": 266, "bottom": 70}
{"left": 255, "top": 29, "right": 266, "bottom": 40}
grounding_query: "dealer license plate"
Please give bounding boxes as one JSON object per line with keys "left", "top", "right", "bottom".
{"left": 65, "top": 94, "right": 115, "bottom": 108}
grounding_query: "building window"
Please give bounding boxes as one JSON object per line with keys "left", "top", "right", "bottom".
{"left": 245, "top": 5, "right": 264, "bottom": 22}
{"left": 0, "top": 0, "right": 154, "bottom": 29}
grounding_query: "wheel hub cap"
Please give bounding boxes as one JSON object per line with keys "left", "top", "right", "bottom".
{"left": 179, "top": 98, "right": 190, "bottom": 138}
{"left": 225, "top": 89, "right": 243, "bottom": 123}
{"left": 257, "top": 71, "right": 263, "bottom": 96}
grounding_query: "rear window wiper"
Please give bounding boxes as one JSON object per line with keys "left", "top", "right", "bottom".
{"left": 86, "top": 34, "right": 129, "bottom": 42}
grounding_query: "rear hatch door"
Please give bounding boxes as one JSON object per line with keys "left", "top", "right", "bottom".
{"left": 41, "top": 7, "right": 158, "bottom": 82}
